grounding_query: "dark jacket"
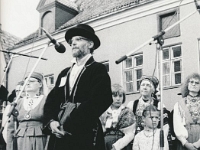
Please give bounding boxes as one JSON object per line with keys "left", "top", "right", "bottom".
{"left": 43, "top": 57, "right": 113, "bottom": 150}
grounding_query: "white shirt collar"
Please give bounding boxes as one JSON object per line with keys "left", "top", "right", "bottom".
{"left": 71, "top": 54, "right": 92, "bottom": 66}
{"left": 105, "top": 105, "right": 125, "bottom": 128}
{"left": 107, "top": 105, "right": 125, "bottom": 113}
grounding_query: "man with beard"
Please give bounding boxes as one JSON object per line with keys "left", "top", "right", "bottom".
{"left": 43, "top": 24, "right": 113, "bottom": 150}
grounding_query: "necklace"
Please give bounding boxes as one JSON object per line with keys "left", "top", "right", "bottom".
{"left": 142, "top": 97, "right": 152, "bottom": 103}
{"left": 136, "top": 98, "right": 152, "bottom": 116}
{"left": 143, "top": 129, "right": 156, "bottom": 138}
{"left": 24, "top": 98, "right": 34, "bottom": 120}
{"left": 142, "top": 98, "right": 149, "bottom": 102}
{"left": 24, "top": 110, "right": 32, "bottom": 120}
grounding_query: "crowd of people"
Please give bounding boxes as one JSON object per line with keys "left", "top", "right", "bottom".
{"left": 0, "top": 24, "right": 200, "bottom": 150}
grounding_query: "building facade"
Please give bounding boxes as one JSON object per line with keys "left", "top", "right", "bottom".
{"left": 7, "top": 0, "right": 200, "bottom": 111}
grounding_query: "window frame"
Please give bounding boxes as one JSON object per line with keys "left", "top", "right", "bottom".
{"left": 44, "top": 74, "right": 55, "bottom": 88}
{"left": 157, "top": 8, "right": 180, "bottom": 39}
{"left": 123, "top": 53, "right": 143, "bottom": 93}
{"left": 162, "top": 44, "right": 182, "bottom": 87}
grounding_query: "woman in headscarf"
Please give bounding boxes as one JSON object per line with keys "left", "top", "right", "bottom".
{"left": 7, "top": 72, "right": 48, "bottom": 150}
{"left": 127, "top": 75, "right": 159, "bottom": 134}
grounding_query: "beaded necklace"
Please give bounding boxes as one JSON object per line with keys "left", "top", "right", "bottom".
{"left": 143, "top": 129, "right": 157, "bottom": 138}
{"left": 186, "top": 95, "right": 200, "bottom": 123}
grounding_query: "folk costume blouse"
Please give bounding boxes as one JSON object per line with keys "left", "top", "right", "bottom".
{"left": 7, "top": 95, "right": 47, "bottom": 150}
{"left": 100, "top": 105, "right": 135, "bottom": 150}
{"left": 132, "top": 125, "right": 169, "bottom": 150}
{"left": 127, "top": 97, "right": 155, "bottom": 134}
{"left": 174, "top": 95, "right": 200, "bottom": 149}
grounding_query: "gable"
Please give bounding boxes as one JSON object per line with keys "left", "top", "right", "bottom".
{"left": 37, "top": 0, "right": 78, "bottom": 11}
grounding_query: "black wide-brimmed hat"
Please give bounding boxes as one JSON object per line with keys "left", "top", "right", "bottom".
{"left": 65, "top": 24, "right": 100, "bottom": 50}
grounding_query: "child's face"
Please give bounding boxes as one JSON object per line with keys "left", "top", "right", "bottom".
{"left": 112, "top": 92, "right": 123, "bottom": 108}
{"left": 143, "top": 111, "right": 160, "bottom": 129}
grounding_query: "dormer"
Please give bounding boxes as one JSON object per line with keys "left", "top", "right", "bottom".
{"left": 37, "top": 0, "right": 78, "bottom": 34}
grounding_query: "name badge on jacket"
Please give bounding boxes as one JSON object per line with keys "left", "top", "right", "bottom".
{"left": 59, "top": 77, "right": 67, "bottom": 87}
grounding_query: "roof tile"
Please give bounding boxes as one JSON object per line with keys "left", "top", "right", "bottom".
{"left": 10, "top": 0, "right": 156, "bottom": 49}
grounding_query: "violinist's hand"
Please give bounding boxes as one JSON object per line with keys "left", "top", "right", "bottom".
{"left": 50, "top": 121, "right": 65, "bottom": 138}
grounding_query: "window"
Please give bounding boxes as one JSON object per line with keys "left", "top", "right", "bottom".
{"left": 41, "top": 11, "right": 54, "bottom": 34}
{"left": 162, "top": 45, "right": 182, "bottom": 87}
{"left": 44, "top": 74, "right": 55, "bottom": 89}
{"left": 158, "top": 10, "right": 180, "bottom": 39}
{"left": 123, "top": 54, "right": 143, "bottom": 93}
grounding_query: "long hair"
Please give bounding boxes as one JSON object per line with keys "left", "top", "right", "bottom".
{"left": 181, "top": 73, "right": 200, "bottom": 97}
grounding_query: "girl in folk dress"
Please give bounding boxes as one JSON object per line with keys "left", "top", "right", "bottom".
{"left": 133, "top": 105, "right": 169, "bottom": 150}
{"left": 7, "top": 72, "right": 48, "bottom": 150}
{"left": 100, "top": 84, "right": 135, "bottom": 150}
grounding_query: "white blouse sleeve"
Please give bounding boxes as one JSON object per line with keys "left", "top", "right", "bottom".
{"left": 112, "top": 123, "right": 136, "bottom": 150}
{"left": 6, "top": 105, "right": 15, "bottom": 150}
{"left": 173, "top": 102, "right": 188, "bottom": 146}
{"left": 132, "top": 133, "right": 140, "bottom": 150}
{"left": 163, "top": 125, "right": 169, "bottom": 150}
{"left": 2, "top": 104, "right": 11, "bottom": 143}
{"left": 126, "top": 101, "right": 134, "bottom": 112}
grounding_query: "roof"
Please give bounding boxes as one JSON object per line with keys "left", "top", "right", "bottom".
{"left": 0, "top": 30, "right": 21, "bottom": 50}
{"left": 37, "top": 0, "right": 78, "bottom": 12}
{"left": 11, "top": 0, "right": 157, "bottom": 49}
{"left": 57, "top": 0, "right": 78, "bottom": 11}
{"left": 10, "top": 30, "right": 40, "bottom": 50}
{"left": 59, "top": 0, "right": 153, "bottom": 30}
{"left": 0, "top": 29, "right": 21, "bottom": 62}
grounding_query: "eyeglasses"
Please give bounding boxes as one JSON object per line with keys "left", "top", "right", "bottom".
{"left": 27, "top": 80, "right": 39, "bottom": 83}
{"left": 68, "top": 36, "right": 89, "bottom": 45}
{"left": 189, "top": 80, "right": 200, "bottom": 85}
